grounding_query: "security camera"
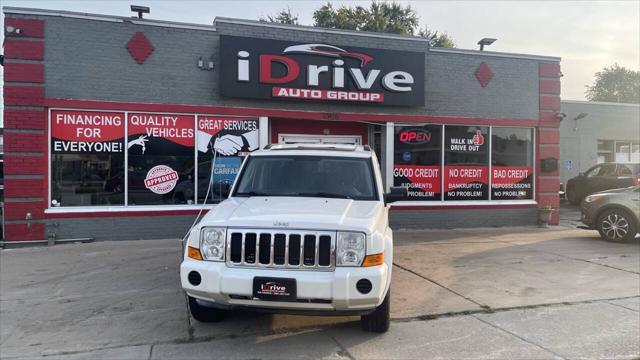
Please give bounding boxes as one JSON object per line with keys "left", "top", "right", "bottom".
{"left": 555, "top": 112, "right": 567, "bottom": 121}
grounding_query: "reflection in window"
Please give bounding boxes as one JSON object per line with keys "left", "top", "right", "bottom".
{"left": 444, "top": 126, "right": 489, "bottom": 201}
{"left": 491, "top": 127, "right": 534, "bottom": 200}
{"left": 51, "top": 154, "right": 124, "bottom": 206}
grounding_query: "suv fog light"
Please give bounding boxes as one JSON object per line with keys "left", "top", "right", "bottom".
{"left": 200, "top": 227, "right": 226, "bottom": 261}
{"left": 188, "top": 271, "right": 202, "bottom": 286}
{"left": 356, "top": 279, "right": 372, "bottom": 294}
{"left": 337, "top": 232, "right": 366, "bottom": 267}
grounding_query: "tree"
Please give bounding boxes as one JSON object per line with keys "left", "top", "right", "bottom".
{"left": 418, "top": 26, "right": 456, "bottom": 48}
{"left": 585, "top": 64, "right": 640, "bottom": 104}
{"left": 312, "top": 1, "right": 419, "bottom": 35}
{"left": 260, "top": 8, "right": 299, "bottom": 25}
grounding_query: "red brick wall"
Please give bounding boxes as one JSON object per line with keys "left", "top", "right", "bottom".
{"left": 3, "top": 17, "right": 48, "bottom": 241}
{"left": 537, "top": 62, "right": 562, "bottom": 224}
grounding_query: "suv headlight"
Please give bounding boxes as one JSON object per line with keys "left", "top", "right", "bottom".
{"left": 584, "top": 194, "right": 604, "bottom": 203}
{"left": 336, "top": 232, "right": 366, "bottom": 266}
{"left": 200, "top": 227, "right": 226, "bottom": 261}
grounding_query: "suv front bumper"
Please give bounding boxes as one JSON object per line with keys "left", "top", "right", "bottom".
{"left": 181, "top": 258, "right": 390, "bottom": 313}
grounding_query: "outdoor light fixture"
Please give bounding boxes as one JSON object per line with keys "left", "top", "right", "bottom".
{"left": 477, "top": 38, "right": 497, "bottom": 51}
{"left": 208, "top": 56, "right": 214, "bottom": 70}
{"left": 130, "top": 5, "right": 150, "bottom": 19}
{"left": 197, "top": 56, "right": 204, "bottom": 69}
{"left": 572, "top": 112, "right": 589, "bottom": 131}
{"left": 5, "top": 25, "right": 22, "bottom": 34}
{"left": 573, "top": 113, "right": 588, "bottom": 121}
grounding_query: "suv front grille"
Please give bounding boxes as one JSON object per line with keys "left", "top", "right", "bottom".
{"left": 226, "top": 229, "right": 336, "bottom": 270}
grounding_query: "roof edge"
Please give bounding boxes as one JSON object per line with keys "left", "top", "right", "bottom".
{"left": 562, "top": 100, "right": 640, "bottom": 108}
{"left": 428, "top": 47, "right": 561, "bottom": 62}
{"left": 214, "top": 17, "right": 429, "bottom": 42}
{"left": 2, "top": 6, "right": 216, "bottom": 31}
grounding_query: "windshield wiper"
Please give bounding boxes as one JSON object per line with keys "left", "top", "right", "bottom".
{"left": 234, "top": 191, "right": 270, "bottom": 197}
{"left": 295, "top": 192, "right": 353, "bottom": 199}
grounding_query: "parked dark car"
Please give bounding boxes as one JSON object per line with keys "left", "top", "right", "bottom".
{"left": 566, "top": 163, "right": 639, "bottom": 205}
{"left": 581, "top": 185, "right": 640, "bottom": 242}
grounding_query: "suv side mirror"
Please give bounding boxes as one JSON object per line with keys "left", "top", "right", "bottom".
{"left": 384, "top": 186, "right": 407, "bottom": 205}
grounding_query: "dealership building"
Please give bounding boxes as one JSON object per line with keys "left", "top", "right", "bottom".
{"left": 2, "top": 7, "right": 562, "bottom": 242}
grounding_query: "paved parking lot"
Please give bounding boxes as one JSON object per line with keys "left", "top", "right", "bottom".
{"left": 1, "top": 226, "right": 638, "bottom": 359}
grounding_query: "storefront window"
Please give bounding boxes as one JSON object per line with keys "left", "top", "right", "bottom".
{"left": 50, "top": 110, "right": 125, "bottom": 206}
{"left": 491, "top": 127, "right": 534, "bottom": 200}
{"left": 127, "top": 113, "right": 195, "bottom": 205}
{"left": 196, "top": 116, "right": 260, "bottom": 203}
{"left": 444, "top": 126, "right": 489, "bottom": 200}
{"left": 49, "top": 110, "right": 263, "bottom": 208}
{"left": 393, "top": 125, "right": 441, "bottom": 200}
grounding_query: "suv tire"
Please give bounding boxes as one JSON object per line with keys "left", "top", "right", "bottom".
{"left": 361, "top": 291, "right": 390, "bottom": 333}
{"left": 597, "top": 208, "right": 638, "bottom": 243}
{"left": 188, "top": 296, "right": 228, "bottom": 322}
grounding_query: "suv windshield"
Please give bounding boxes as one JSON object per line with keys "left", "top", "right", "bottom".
{"left": 233, "top": 155, "right": 378, "bottom": 200}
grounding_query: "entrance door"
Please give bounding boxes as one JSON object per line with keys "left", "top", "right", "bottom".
{"left": 278, "top": 134, "right": 362, "bottom": 145}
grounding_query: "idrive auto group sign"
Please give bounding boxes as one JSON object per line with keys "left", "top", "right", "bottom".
{"left": 219, "top": 35, "right": 425, "bottom": 106}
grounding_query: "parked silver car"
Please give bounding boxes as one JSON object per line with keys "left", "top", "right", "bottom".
{"left": 581, "top": 185, "right": 640, "bottom": 242}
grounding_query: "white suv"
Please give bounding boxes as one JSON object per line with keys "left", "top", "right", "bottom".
{"left": 180, "top": 144, "right": 406, "bottom": 332}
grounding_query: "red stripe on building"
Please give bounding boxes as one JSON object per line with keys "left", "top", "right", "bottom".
{"left": 4, "top": 63, "right": 45, "bottom": 83}
{"left": 3, "top": 86, "right": 45, "bottom": 106}
{"left": 538, "top": 128, "right": 560, "bottom": 144}
{"left": 3, "top": 201, "right": 46, "bottom": 221}
{"left": 4, "top": 18, "right": 45, "bottom": 38}
{"left": 390, "top": 204, "right": 537, "bottom": 211}
{"left": 4, "top": 179, "right": 47, "bottom": 198}
{"left": 3, "top": 39, "right": 44, "bottom": 60}
{"left": 3, "top": 223, "right": 46, "bottom": 241}
{"left": 3, "top": 109, "right": 47, "bottom": 130}
{"left": 537, "top": 193, "right": 561, "bottom": 207}
{"left": 44, "top": 98, "right": 540, "bottom": 126}
{"left": 540, "top": 95, "right": 561, "bottom": 111}
{"left": 537, "top": 177, "right": 560, "bottom": 193}
{"left": 45, "top": 210, "right": 205, "bottom": 219}
{"left": 3, "top": 155, "right": 47, "bottom": 175}
{"left": 539, "top": 63, "right": 561, "bottom": 78}
{"left": 539, "top": 79, "right": 561, "bottom": 95}
{"left": 539, "top": 145, "right": 560, "bottom": 159}
{"left": 4, "top": 133, "right": 46, "bottom": 153}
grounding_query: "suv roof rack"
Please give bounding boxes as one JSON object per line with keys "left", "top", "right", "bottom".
{"left": 263, "top": 143, "right": 369, "bottom": 152}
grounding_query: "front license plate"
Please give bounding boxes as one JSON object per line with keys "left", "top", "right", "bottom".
{"left": 253, "top": 277, "right": 297, "bottom": 302}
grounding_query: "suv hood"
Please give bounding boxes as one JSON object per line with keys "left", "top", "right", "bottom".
{"left": 200, "top": 196, "right": 385, "bottom": 233}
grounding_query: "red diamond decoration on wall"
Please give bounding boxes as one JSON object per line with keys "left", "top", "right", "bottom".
{"left": 126, "top": 32, "right": 154, "bottom": 64}
{"left": 475, "top": 62, "right": 493, "bottom": 88}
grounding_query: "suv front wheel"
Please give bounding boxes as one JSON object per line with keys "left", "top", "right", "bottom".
{"left": 360, "top": 291, "right": 390, "bottom": 333}
{"left": 188, "top": 296, "right": 228, "bottom": 322}
{"left": 597, "top": 209, "right": 638, "bottom": 243}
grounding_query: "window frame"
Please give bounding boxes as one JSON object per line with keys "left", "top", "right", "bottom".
{"left": 391, "top": 124, "right": 536, "bottom": 204}
{"left": 47, "top": 107, "right": 261, "bottom": 212}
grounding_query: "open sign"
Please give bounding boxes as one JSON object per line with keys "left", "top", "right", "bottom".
{"left": 399, "top": 129, "right": 432, "bottom": 144}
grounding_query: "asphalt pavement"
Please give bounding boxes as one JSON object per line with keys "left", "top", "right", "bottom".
{"left": 1, "top": 225, "right": 638, "bottom": 359}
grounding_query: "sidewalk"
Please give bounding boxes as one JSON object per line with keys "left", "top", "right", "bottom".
{"left": 1, "top": 226, "right": 638, "bottom": 359}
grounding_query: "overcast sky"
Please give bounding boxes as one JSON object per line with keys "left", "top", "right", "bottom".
{"left": 1, "top": 0, "right": 639, "bottom": 113}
